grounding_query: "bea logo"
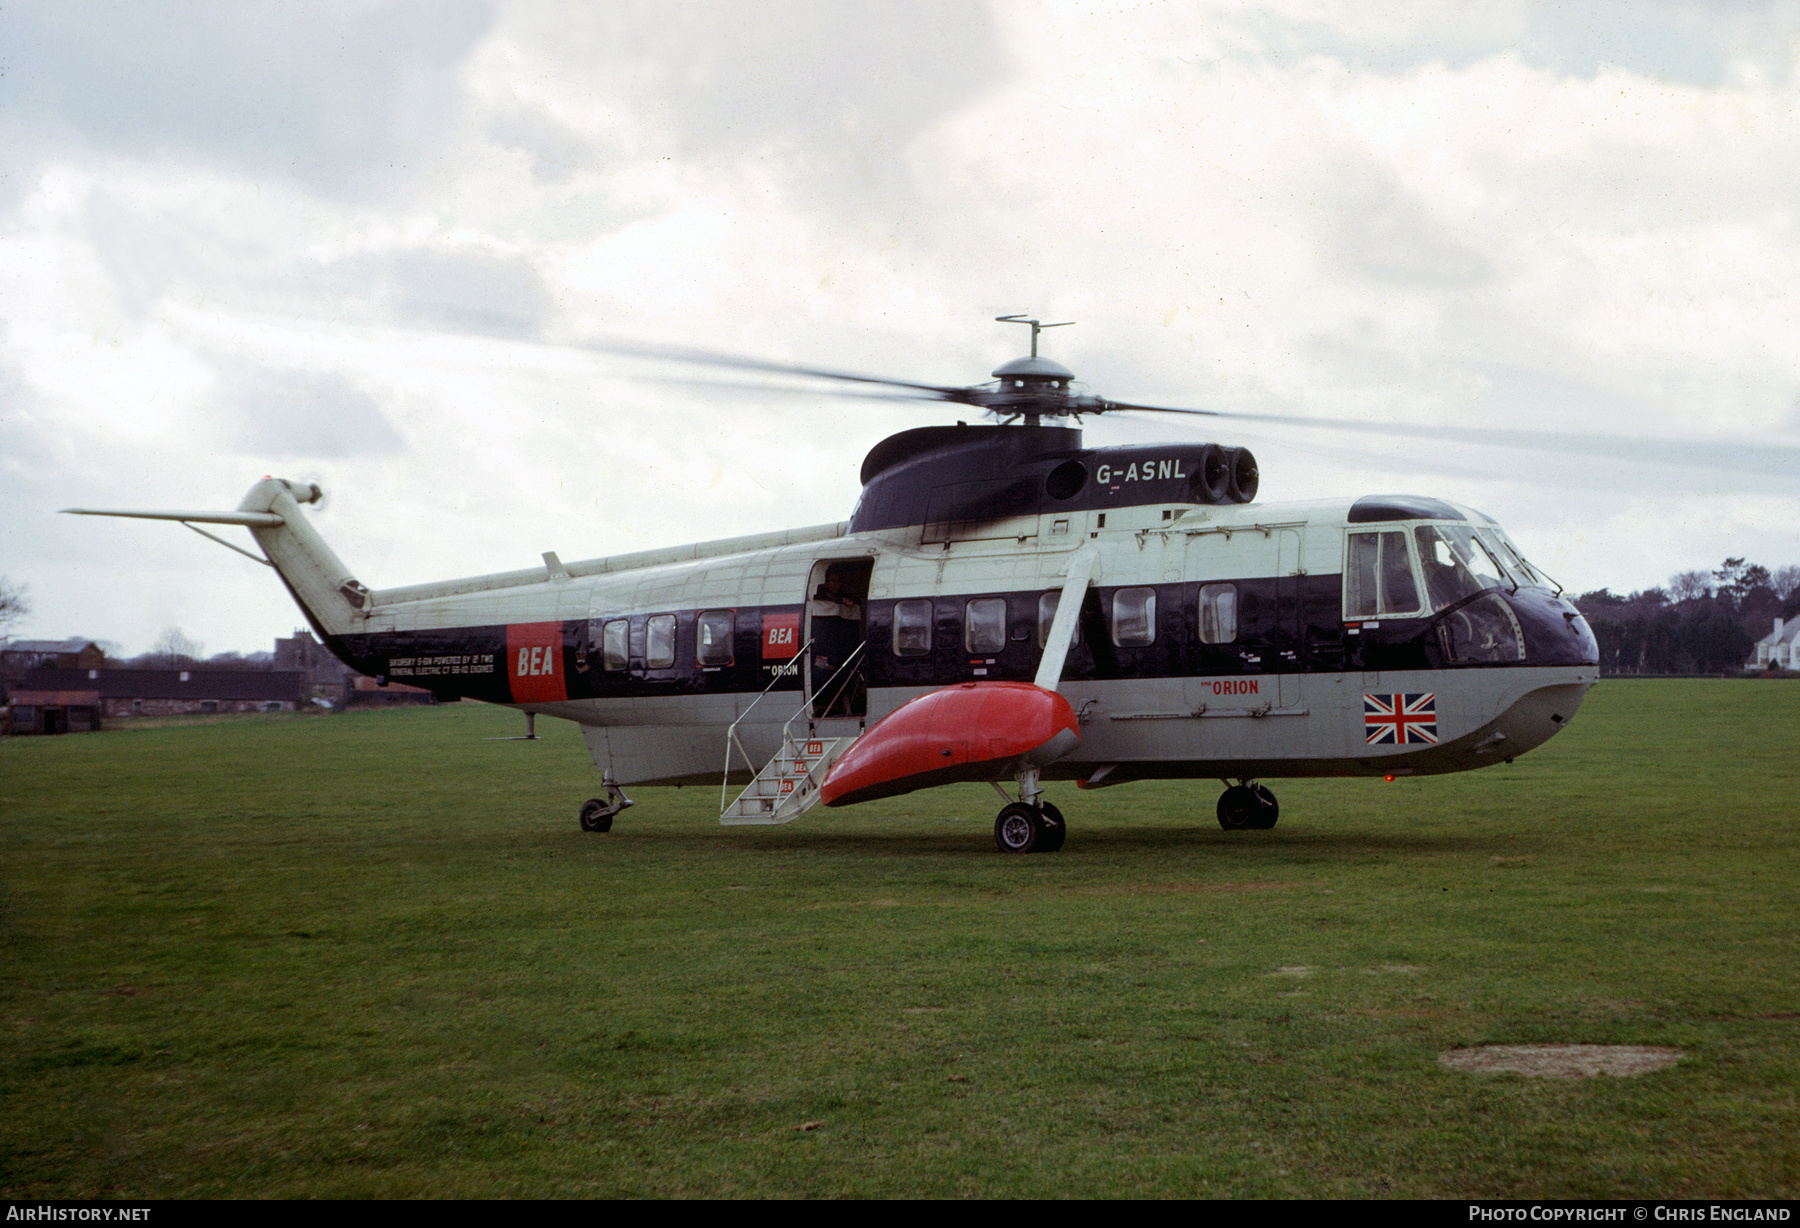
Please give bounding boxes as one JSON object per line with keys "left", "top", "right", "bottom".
{"left": 762, "top": 612, "right": 801, "bottom": 660}
{"left": 516, "top": 645, "right": 558, "bottom": 677}
{"left": 506, "top": 622, "right": 566, "bottom": 703}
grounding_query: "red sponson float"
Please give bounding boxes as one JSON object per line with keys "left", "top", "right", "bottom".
{"left": 819, "top": 681, "right": 1080, "bottom": 808}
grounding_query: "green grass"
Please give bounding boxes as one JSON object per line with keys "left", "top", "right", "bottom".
{"left": 2, "top": 681, "right": 1796, "bottom": 1198}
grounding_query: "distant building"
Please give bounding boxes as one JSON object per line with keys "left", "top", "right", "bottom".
{"left": 1, "top": 638, "right": 105, "bottom": 674}
{"left": 6, "top": 689, "right": 102, "bottom": 735}
{"left": 16, "top": 667, "right": 306, "bottom": 720}
{"left": 1748, "top": 617, "right": 1800, "bottom": 670}
{"left": 343, "top": 674, "right": 437, "bottom": 707}
{"left": 274, "top": 629, "right": 354, "bottom": 703}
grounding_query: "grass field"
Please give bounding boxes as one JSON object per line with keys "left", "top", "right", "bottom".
{"left": 2, "top": 681, "right": 1796, "bottom": 1199}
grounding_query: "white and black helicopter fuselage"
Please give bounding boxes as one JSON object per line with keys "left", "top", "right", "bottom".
{"left": 72, "top": 333, "right": 1599, "bottom": 852}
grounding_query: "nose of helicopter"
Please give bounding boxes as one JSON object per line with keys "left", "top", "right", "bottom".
{"left": 1462, "top": 677, "right": 1597, "bottom": 768}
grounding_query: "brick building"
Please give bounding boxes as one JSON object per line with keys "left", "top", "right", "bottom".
{"left": 17, "top": 667, "right": 306, "bottom": 720}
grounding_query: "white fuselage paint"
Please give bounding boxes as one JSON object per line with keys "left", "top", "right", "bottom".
{"left": 353, "top": 496, "right": 1597, "bottom": 790}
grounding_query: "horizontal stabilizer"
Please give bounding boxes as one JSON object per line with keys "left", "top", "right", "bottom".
{"left": 63, "top": 508, "right": 285, "bottom": 527}
{"left": 66, "top": 478, "right": 364, "bottom": 637}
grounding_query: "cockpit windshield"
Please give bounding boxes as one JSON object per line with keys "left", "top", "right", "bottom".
{"left": 1347, "top": 521, "right": 1558, "bottom": 620}
{"left": 1487, "top": 530, "right": 1555, "bottom": 591}
{"left": 1414, "top": 524, "right": 1560, "bottom": 610}
{"left": 1415, "top": 526, "right": 1504, "bottom": 611}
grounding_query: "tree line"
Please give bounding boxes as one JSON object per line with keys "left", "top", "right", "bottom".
{"left": 1576, "top": 560, "right": 1800, "bottom": 675}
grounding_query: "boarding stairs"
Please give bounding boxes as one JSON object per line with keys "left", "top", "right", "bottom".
{"left": 720, "top": 728, "right": 856, "bottom": 824}
{"left": 720, "top": 643, "right": 864, "bottom": 826}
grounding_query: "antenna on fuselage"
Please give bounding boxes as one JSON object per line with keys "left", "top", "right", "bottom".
{"left": 996, "top": 314, "right": 1074, "bottom": 357}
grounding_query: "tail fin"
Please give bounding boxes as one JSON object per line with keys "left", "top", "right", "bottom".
{"left": 65, "top": 478, "right": 371, "bottom": 638}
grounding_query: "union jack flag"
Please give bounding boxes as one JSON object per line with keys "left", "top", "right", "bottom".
{"left": 1364, "top": 692, "right": 1438, "bottom": 744}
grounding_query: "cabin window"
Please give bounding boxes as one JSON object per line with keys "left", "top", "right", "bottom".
{"left": 1346, "top": 531, "right": 1422, "bottom": 617}
{"left": 893, "top": 598, "right": 933, "bottom": 656}
{"left": 1197, "top": 583, "right": 1238, "bottom": 643}
{"left": 1112, "top": 587, "right": 1157, "bottom": 646}
{"left": 965, "top": 597, "right": 1007, "bottom": 654}
{"left": 697, "top": 610, "right": 734, "bottom": 667}
{"left": 1036, "top": 591, "right": 1084, "bottom": 648}
{"left": 602, "top": 619, "right": 628, "bottom": 671}
{"left": 645, "top": 614, "right": 677, "bottom": 669}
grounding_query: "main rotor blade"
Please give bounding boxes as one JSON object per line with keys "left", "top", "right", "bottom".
{"left": 1104, "top": 401, "right": 1800, "bottom": 480}
{"left": 579, "top": 335, "right": 1800, "bottom": 479}
{"left": 600, "top": 371, "right": 940, "bottom": 406}
{"left": 578, "top": 336, "right": 981, "bottom": 403}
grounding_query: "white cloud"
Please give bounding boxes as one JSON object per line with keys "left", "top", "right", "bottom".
{"left": 0, "top": 1, "right": 496, "bottom": 197}
{"left": 3, "top": 0, "right": 1799, "bottom": 654}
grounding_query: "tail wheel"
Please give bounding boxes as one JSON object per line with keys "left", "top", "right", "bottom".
{"left": 578, "top": 798, "right": 614, "bottom": 833}
{"left": 578, "top": 782, "right": 634, "bottom": 834}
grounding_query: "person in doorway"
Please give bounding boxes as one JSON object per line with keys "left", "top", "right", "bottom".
{"left": 810, "top": 563, "right": 864, "bottom": 717}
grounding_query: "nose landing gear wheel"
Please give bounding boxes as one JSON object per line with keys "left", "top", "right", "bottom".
{"left": 1216, "top": 783, "right": 1278, "bottom": 831}
{"left": 994, "top": 801, "right": 1068, "bottom": 853}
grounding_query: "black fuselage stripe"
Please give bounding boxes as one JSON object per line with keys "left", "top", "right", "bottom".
{"left": 320, "top": 574, "right": 1573, "bottom": 702}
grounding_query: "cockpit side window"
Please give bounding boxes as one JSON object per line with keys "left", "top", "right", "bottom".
{"left": 1416, "top": 526, "right": 1509, "bottom": 611}
{"left": 1346, "top": 530, "right": 1422, "bottom": 617}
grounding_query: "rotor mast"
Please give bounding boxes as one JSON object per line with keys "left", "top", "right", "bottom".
{"left": 995, "top": 313, "right": 1073, "bottom": 358}
{"left": 992, "top": 314, "right": 1077, "bottom": 425}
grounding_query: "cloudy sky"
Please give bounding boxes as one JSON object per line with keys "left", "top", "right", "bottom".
{"left": 4, "top": 0, "right": 1800, "bottom": 657}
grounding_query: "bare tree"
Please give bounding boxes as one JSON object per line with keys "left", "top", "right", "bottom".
{"left": 1774, "top": 565, "right": 1800, "bottom": 601}
{"left": 1668, "top": 570, "right": 1711, "bottom": 602}
{"left": 151, "top": 627, "right": 204, "bottom": 668}
{"left": 0, "top": 576, "right": 29, "bottom": 634}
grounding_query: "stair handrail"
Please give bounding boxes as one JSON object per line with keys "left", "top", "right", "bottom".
{"left": 719, "top": 638, "right": 868, "bottom": 817}
{"left": 720, "top": 638, "right": 811, "bottom": 813}
{"left": 786, "top": 640, "right": 867, "bottom": 743}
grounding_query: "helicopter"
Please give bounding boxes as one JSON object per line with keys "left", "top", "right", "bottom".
{"left": 67, "top": 316, "right": 1601, "bottom": 853}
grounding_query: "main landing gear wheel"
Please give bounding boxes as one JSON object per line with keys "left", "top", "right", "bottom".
{"left": 994, "top": 801, "right": 1067, "bottom": 854}
{"left": 578, "top": 783, "right": 635, "bottom": 834}
{"left": 1216, "top": 783, "right": 1279, "bottom": 831}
